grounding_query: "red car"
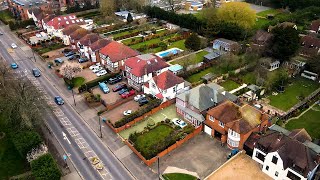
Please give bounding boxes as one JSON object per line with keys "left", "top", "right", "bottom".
{"left": 112, "top": 83, "right": 127, "bottom": 92}
{"left": 121, "top": 89, "right": 135, "bottom": 98}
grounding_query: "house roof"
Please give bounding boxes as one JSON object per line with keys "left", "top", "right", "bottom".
{"left": 28, "top": 8, "right": 43, "bottom": 20}
{"left": 42, "top": 14, "right": 55, "bottom": 23}
{"left": 300, "top": 35, "right": 320, "bottom": 56}
{"left": 47, "top": 14, "right": 85, "bottom": 30}
{"left": 78, "top": 33, "right": 101, "bottom": 46}
{"left": 89, "top": 39, "right": 112, "bottom": 52}
{"left": 310, "top": 19, "right": 320, "bottom": 32}
{"left": 62, "top": 24, "right": 81, "bottom": 36}
{"left": 207, "top": 101, "right": 241, "bottom": 123}
{"left": 69, "top": 28, "right": 89, "bottom": 41}
{"left": 125, "top": 54, "right": 169, "bottom": 77}
{"left": 152, "top": 71, "right": 184, "bottom": 90}
{"left": 168, "top": 64, "right": 183, "bottom": 72}
{"left": 214, "top": 38, "right": 238, "bottom": 45}
{"left": 252, "top": 30, "right": 273, "bottom": 44}
{"left": 100, "top": 41, "right": 139, "bottom": 63}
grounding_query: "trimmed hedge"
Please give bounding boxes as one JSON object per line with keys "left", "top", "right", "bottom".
{"left": 78, "top": 73, "right": 119, "bottom": 93}
{"left": 114, "top": 97, "right": 162, "bottom": 128}
{"left": 10, "top": 130, "right": 42, "bottom": 158}
{"left": 8, "top": 19, "right": 35, "bottom": 30}
{"left": 31, "top": 153, "right": 61, "bottom": 180}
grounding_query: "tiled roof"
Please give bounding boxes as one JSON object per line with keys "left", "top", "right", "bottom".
{"left": 78, "top": 33, "right": 101, "bottom": 46}
{"left": 29, "top": 8, "right": 43, "bottom": 19}
{"left": 69, "top": 28, "right": 89, "bottom": 41}
{"left": 42, "top": 14, "right": 55, "bottom": 23}
{"left": 310, "top": 19, "right": 320, "bottom": 32}
{"left": 62, "top": 24, "right": 81, "bottom": 36}
{"left": 47, "top": 14, "right": 85, "bottom": 30}
{"left": 100, "top": 41, "right": 139, "bottom": 63}
{"left": 89, "top": 39, "right": 112, "bottom": 52}
{"left": 125, "top": 54, "right": 169, "bottom": 77}
{"left": 252, "top": 30, "right": 273, "bottom": 44}
{"left": 300, "top": 35, "right": 320, "bottom": 56}
{"left": 153, "top": 71, "right": 184, "bottom": 90}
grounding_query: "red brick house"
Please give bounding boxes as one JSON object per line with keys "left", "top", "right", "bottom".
{"left": 300, "top": 35, "right": 320, "bottom": 57}
{"left": 310, "top": 19, "right": 320, "bottom": 34}
{"left": 88, "top": 39, "right": 112, "bottom": 63}
{"left": 77, "top": 33, "right": 101, "bottom": 58}
{"left": 204, "top": 101, "right": 270, "bottom": 149}
{"left": 69, "top": 28, "right": 89, "bottom": 50}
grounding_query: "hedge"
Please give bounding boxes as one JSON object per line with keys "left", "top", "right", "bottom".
{"left": 114, "top": 97, "right": 162, "bottom": 128}
{"left": 8, "top": 19, "right": 35, "bottom": 30}
{"left": 10, "top": 130, "right": 43, "bottom": 158}
{"left": 78, "top": 73, "right": 119, "bottom": 93}
{"left": 31, "top": 153, "right": 61, "bottom": 180}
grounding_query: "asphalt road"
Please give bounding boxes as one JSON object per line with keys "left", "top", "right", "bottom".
{"left": 0, "top": 25, "right": 135, "bottom": 180}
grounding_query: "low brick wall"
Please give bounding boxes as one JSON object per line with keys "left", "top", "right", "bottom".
{"left": 105, "top": 99, "right": 175, "bottom": 133}
{"left": 124, "top": 125, "right": 203, "bottom": 166}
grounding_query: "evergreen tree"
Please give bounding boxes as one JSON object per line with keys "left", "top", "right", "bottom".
{"left": 185, "top": 33, "right": 201, "bottom": 51}
{"left": 127, "top": 13, "right": 133, "bottom": 23}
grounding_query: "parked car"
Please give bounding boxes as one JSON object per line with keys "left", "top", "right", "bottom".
{"left": 172, "top": 118, "right": 187, "bottom": 128}
{"left": 11, "top": 43, "right": 17, "bottom": 49}
{"left": 54, "top": 96, "right": 64, "bottom": 105}
{"left": 68, "top": 54, "right": 80, "bottom": 60}
{"left": 26, "top": 25, "right": 35, "bottom": 29}
{"left": 54, "top": 58, "right": 64, "bottom": 64}
{"left": 112, "top": 83, "right": 127, "bottom": 92}
{"left": 64, "top": 51, "right": 75, "bottom": 57}
{"left": 62, "top": 48, "right": 72, "bottom": 53}
{"left": 11, "top": 63, "right": 18, "bottom": 69}
{"left": 138, "top": 98, "right": 149, "bottom": 106}
{"left": 108, "top": 75, "right": 122, "bottom": 84}
{"left": 92, "top": 67, "right": 104, "bottom": 73}
{"left": 98, "top": 82, "right": 109, "bottom": 94}
{"left": 96, "top": 70, "right": 107, "bottom": 77}
{"left": 118, "top": 88, "right": 129, "bottom": 95}
{"left": 123, "top": 110, "right": 132, "bottom": 116}
{"left": 32, "top": 68, "right": 41, "bottom": 77}
{"left": 134, "top": 94, "right": 146, "bottom": 101}
{"left": 89, "top": 63, "right": 101, "bottom": 70}
{"left": 78, "top": 57, "right": 89, "bottom": 63}
{"left": 0, "top": 32, "right": 3, "bottom": 35}
{"left": 121, "top": 89, "right": 135, "bottom": 98}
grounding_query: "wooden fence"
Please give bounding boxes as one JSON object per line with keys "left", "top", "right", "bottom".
{"left": 124, "top": 125, "right": 203, "bottom": 166}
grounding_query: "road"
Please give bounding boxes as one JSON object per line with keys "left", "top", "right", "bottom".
{"left": 0, "top": 24, "right": 135, "bottom": 180}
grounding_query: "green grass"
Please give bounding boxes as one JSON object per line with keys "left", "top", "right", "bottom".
{"left": 220, "top": 80, "right": 240, "bottom": 91}
{"left": 286, "top": 106, "right": 320, "bottom": 139}
{"left": 268, "top": 78, "right": 320, "bottom": 111}
{"left": 254, "top": 18, "right": 271, "bottom": 29}
{"left": 72, "top": 77, "right": 85, "bottom": 87}
{"left": 34, "top": 43, "right": 66, "bottom": 55}
{"left": 171, "top": 50, "right": 209, "bottom": 65}
{"left": 0, "top": 9, "right": 15, "bottom": 23}
{"left": 168, "top": 39, "right": 187, "bottom": 50}
{"left": 241, "top": 72, "right": 256, "bottom": 84}
{"left": 113, "top": 29, "right": 141, "bottom": 39}
{"left": 163, "top": 173, "right": 197, "bottom": 180}
{"left": 130, "top": 33, "right": 178, "bottom": 49}
{"left": 135, "top": 125, "right": 174, "bottom": 157}
{"left": 256, "top": 9, "right": 280, "bottom": 17}
{"left": 186, "top": 66, "right": 221, "bottom": 83}
{"left": 0, "top": 136, "right": 29, "bottom": 179}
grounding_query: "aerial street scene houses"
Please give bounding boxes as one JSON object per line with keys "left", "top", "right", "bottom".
{"left": 0, "top": 0, "right": 320, "bottom": 179}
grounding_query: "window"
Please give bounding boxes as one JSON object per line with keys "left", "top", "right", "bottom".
{"left": 209, "top": 116, "right": 214, "bottom": 121}
{"left": 266, "top": 166, "right": 269, "bottom": 171}
{"left": 219, "top": 121, "right": 224, "bottom": 127}
{"left": 173, "top": 86, "right": 176, "bottom": 92}
{"left": 275, "top": 171, "right": 278, "bottom": 177}
{"left": 162, "top": 89, "right": 167, "bottom": 94}
{"left": 272, "top": 156, "right": 278, "bottom": 164}
{"left": 287, "top": 170, "right": 301, "bottom": 180}
{"left": 255, "top": 151, "right": 265, "bottom": 162}
{"left": 152, "top": 83, "right": 156, "bottom": 89}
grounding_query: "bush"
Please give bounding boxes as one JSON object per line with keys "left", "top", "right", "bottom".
{"left": 83, "top": 92, "right": 101, "bottom": 103}
{"left": 10, "top": 130, "right": 42, "bottom": 157}
{"left": 31, "top": 153, "right": 61, "bottom": 180}
{"left": 8, "top": 19, "right": 35, "bottom": 30}
{"left": 78, "top": 73, "right": 119, "bottom": 93}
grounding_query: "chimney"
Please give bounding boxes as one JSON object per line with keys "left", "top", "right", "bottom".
{"left": 212, "top": 89, "right": 218, "bottom": 105}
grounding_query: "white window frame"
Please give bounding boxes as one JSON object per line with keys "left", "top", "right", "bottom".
{"left": 219, "top": 121, "right": 224, "bottom": 127}
{"left": 209, "top": 115, "right": 214, "bottom": 121}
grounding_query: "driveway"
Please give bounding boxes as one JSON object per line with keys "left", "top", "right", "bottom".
{"left": 152, "top": 133, "right": 230, "bottom": 179}
{"left": 76, "top": 68, "right": 97, "bottom": 82}
{"left": 101, "top": 100, "right": 140, "bottom": 124}
{"left": 91, "top": 81, "right": 128, "bottom": 104}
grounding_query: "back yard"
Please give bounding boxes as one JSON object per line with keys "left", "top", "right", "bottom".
{"left": 268, "top": 78, "right": 320, "bottom": 111}
{"left": 171, "top": 50, "right": 209, "bottom": 65}
{"left": 219, "top": 80, "right": 241, "bottom": 91}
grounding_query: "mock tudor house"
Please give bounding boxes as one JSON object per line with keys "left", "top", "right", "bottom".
{"left": 204, "top": 101, "right": 270, "bottom": 149}
{"left": 310, "top": 19, "right": 320, "bottom": 34}
{"left": 61, "top": 24, "right": 81, "bottom": 45}
{"left": 69, "top": 28, "right": 89, "bottom": 49}
{"left": 300, "top": 35, "right": 320, "bottom": 57}
{"left": 124, "top": 54, "right": 169, "bottom": 91}
{"left": 175, "top": 83, "right": 238, "bottom": 127}
{"left": 143, "top": 71, "right": 185, "bottom": 101}
{"left": 252, "top": 125, "right": 320, "bottom": 180}
{"left": 100, "top": 41, "right": 140, "bottom": 72}
{"left": 87, "top": 39, "right": 112, "bottom": 62}
{"left": 27, "top": 8, "right": 44, "bottom": 28}
{"left": 77, "top": 33, "right": 101, "bottom": 57}
{"left": 41, "top": 14, "right": 55, "bottom": 30}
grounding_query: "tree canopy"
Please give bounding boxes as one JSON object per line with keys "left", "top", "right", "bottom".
{"left": 217, "top": 2, "right": 256, "bottom": 29}
{"left": 31, "top": 154, "right": 61, "bottom": 180}
{"left": 127, "top": 13, "right": 133, "bottom": 23}
{"left": 185, "top": 33, "right": 201, "bottom": 51}
{"left": 100, "top": 0, "right": 115, "bottom": 16}
{"left": 11, "top": 130, "right": 42, "bottom": 157}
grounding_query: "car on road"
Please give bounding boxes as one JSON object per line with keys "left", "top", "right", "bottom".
{"left": 138, "top": 98, "right": 149, "bottom": 106}
{"left": 99, "top": 82, "right": 110, "bottom": 94}
{"left": 89, "top": 63, "right": 100, "bottom": 70}
{"left": 112, "top": 83, "right": 127, "bottom": 92}
{"left": 11, "top": 43, "right": 17, "bottom": 49}
{"left": 118, "top": 88, "right": 128, "bottom": 95}
{"left": 54, "top": 58, "right": 64, "bottom": 64}
{"left": 78, "top": 57, "right": 89, "bottom": 63}
{"left": 123, "top": 110, "right": 132, "bottom": 116}
{"left": 64, "top": 51, "right": 75, "bottom": 57}
{"left": 32, "top": 68, "right": 41, "bottom": 77}
{"left": 54, "top": 96, "right": 64, "bottom": 105}
{"left": 121, "top": 89, "right": 135, "bottom": 98}
{"left": 11, "top": 63, "right": 18, "bottom": 69}
{"left": 68, "top": 54, "right": 80, "bottom": 60}
{"left": 134, "top": 94, "right": 146, "bottom": 101}
{"left": 108, "top": 75, "right": 122, "bottom": 84}
{"left": 0, "top": 32, "right": 3, "bottom": 35}
{"left": 96, "top": 70, "right": 107, "bottom": 77}
{"left": 172, "top": 118, "right": 187, "bottom": 128}
{"left": 92, "top": 67, "right": 104, "bottom": 73}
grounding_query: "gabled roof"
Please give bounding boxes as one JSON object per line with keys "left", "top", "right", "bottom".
{"left": 89, "top": 39, "right": 112, "bottom": 52}
{"left": 207, "top": 101, "right": 241, "bottom": 124}
{"left": 69, "top": 28, "right": 89, "bottom": 41}
{"left": 62, "top": 24, "right": 81, "bottom": 36}
{"left": 28, "top": 8, "right": 43, "bottom": 20}
{"left": 100, "top": 41, "right": 139, "bottom": 63}
{"left": 125, "top": 54, "right": 169, "bottom": 77}
{"left": 78, "top": 33, "right": 101, "bottom": 46}
{"left": 42, "top": 14, "right": 56, "bottom": 23}
{"left": 153, "top": 71, "right": 184, "bottom": 90}
{"left": 252, "top": 30, "right": 273, "bottom": 44}
{"left": 310, "top": 19, "right": 320, "bottom": 32}
{"left": 47, "top": 14, "right": 85, "bottom": 30}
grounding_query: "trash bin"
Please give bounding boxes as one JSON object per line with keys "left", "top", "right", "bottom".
{"left": 102, "top": 118, "right": 106, "bottom": 123}
{"left": 48, "top": 64, "right": 51, "bottom": 68}
{"left": 67, "top": 86, "right": 72, "bottom": 90}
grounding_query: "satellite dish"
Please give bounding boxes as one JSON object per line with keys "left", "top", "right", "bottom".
{"left": 260, "top": 89, "right": 265, "bottom": 96}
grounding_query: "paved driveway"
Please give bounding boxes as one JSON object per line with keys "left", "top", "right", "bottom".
{"left": 152, "top": 133, "right": 230, "bottom": 179}
{"left": 76, "top": 68, "right": 97, "bottom": 82}
{"left": 101, "top": 100, "right": 140, "bottom": 124}
{"left": 91, "top": 81, "right": 128, "bottom": 104}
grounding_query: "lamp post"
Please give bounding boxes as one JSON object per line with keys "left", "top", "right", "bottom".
{"left": 71, "top": 88, "right": 76, "bottom": 106}
{"left": 98, "top": 116, "right": 102, "bottom": 138}
{"left": 157, "top": 156, "right": 160, "bottom": 180}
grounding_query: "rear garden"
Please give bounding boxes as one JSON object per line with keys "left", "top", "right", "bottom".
{"left": 219, "top": 80, "right": 241, "bottom": 91}
{"left": 171, "top": 50, "right": 209, "bottom": 65}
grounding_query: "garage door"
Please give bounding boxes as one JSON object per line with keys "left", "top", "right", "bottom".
{"left": 204, "top": 125, "right": 212, "bottom": 135}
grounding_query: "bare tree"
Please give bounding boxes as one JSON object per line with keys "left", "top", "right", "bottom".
{"left": 0, "top": 56, "right": 10, "bottom": 87}
{"left": 161, "top": 0, "right": 182, "bottom": 12}
{"left": 100, "top": 0, "right": 115, "bottom": 17}
{"left": 60, "top": 62, "right": 82, "bottom": 80}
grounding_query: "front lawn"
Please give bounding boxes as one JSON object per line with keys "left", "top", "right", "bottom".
{"left": 285, "top": 105, "right": 320, "bottom": 139}
{"left": 220, "top": 80, "right": 240, "bottom": 91}
{"left": 0, "top": 136, "right": 30, "bottom": 179}
{"left": 163, "top": 173, "right": 197, "bottom": 180}
{"left": 171, "top": 50, "right": 209, "bottom": 65}
{"left": 0, "top": 9, "right": 15, "bottom": 24}
{"left": 33, "top": 43, "right": 66, "bottom": 55}
{"left": 254, "top": 18, "right": 271, "bottom": 29}
{"left": 268, "top": 78, "right": 320, "bottom": 111}
{"left": 72, "top": 77, "right": 85, "bottom": 87}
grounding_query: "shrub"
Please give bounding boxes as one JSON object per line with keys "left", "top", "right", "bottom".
{"left": 10, "top": 130, "right": 42, "bottom": 157}
{"left": 31, "top": 153, "right": 61, "bottom": 180}
{"left": 78, "top": 73, "right": 119, "bottom": 93}
{"left": 83, "top": 92, "right": 101, "bottom": 103}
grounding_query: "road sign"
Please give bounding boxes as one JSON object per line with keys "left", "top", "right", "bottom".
{"left": 63, "top": 154, "right": 68, "bottom": 160}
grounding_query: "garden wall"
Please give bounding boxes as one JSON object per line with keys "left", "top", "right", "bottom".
{"left": 124, "top": 125, "right": 203, "bottom": 166}
{"left": 105, "top": 99, "right": 175, "bottom": 133}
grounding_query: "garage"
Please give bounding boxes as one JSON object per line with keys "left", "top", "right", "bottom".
{"left": 204, "top": 125, "right": 212, "bottom": 135}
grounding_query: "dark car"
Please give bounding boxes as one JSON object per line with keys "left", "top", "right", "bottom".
{"left": 62, "top": 48, "right": 72, "bottom": 53}
{"left": 78, "top": 57, "right": 89, "bottom": 63}
{"left": 54, "top": 96, "right": 64, "bottom": 105}
{"left": 68, "top": 54, "right": 80, "bottom": 60}
{"left": 108, "top": 75, "right": 122, "bottom": 84}
{"left": 118, "top": 88, "right": 128, "bottom": 95}
{"left": 54, "top": 58, "right": 64, "bottom": 64}
{"left": 112, "top": 83, "right": 127, "bottom": 92}
{"left": 64, "top": 51, "right": 75, "bottom": 57}
{"left": 138, "top": 98, "right": 149, "bottom": 106}
{"left": 32, "top": 68, "right": 41, "bottom": 77}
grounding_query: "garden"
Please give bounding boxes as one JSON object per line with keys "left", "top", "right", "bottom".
{"left": 32, "top": 40, "right": 66, "bottom": 55}
{"left": 219, "top": 80, "right": 241, "bottom": 91}
{"left": 163, "top": 173, "right": 198, "bottom": 180}
{"left": 171, "top": 50, "right": 209, "bottom": 65}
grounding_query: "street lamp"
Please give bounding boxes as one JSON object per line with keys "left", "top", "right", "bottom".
{"left": 71, "top": 88, "right": 76, "bottom": 106}
{"left": 98, "top": 116, "right": 102, "bottom": 138}
{"left": 157, "top": 156, "right": 160, "bottom": 180}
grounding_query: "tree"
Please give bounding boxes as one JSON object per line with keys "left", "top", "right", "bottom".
{"left": 185, "top": 33, "right": 201, "bottom": 51}
{"left": 306, "top": 55, "right": 320, "bottom": 73}
{"left": 60, "top": 62, "right": 82, "bottom": 81}
{"left": 11, "top": 130, "right": 42, "bottom": 157}
{"left": 270, "top": 25, "right": 300, "bottom": 62}
{"left": 100, "top": 0, "right": 115, "bottom": 16}
{"left": 206, "top": 21, "right": 247, "bottom": 41}
{"left": 217, "top": 2, "right": 256, "bottom": 29}
{"left": 161, "top": 0, "right": 182, "bottom": 12}
{"left": 31, "top": 153, "right": 61, "bottom": 180}
{"left": 127, "top": 13, "right": 133, "bottom": 23}
{"left": 0, "top": 57, "right": 10, "bottom": 87}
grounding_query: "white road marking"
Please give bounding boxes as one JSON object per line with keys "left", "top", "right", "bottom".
{"left": 62, "top": 131, "right": 71, "bottom": 145}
